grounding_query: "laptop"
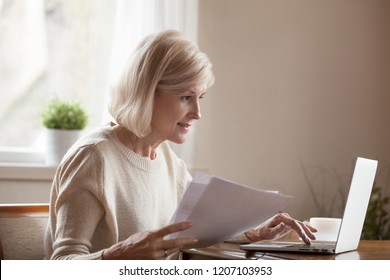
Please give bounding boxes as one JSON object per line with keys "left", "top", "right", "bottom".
{"left": 240, "top": 157, "right": 378, "bottom": 254}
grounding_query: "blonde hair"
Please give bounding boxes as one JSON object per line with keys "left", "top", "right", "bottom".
{"left": 108, "top": 30, "right": 214, "bottom": 137}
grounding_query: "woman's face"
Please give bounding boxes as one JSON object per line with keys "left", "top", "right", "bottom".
{"left": 152, "top": 83, "right": 207, "bottom": 144}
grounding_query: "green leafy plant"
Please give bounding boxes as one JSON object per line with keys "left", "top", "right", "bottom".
{"left": 41, "top": 98, "right": 88, "bottom": 130}
{"left": 362, "top": 185, "right": 390, "bottom": 240}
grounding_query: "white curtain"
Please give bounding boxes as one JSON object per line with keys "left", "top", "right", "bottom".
{"left": 105, "top": 0, "right": 199, "bottom": 168}
{"left": 108, "top": 0, "right": 198, "bottom": 81}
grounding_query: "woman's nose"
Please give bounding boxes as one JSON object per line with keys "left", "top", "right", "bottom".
{"left": 191, "top": 101, "right": 201, "bottom": 120}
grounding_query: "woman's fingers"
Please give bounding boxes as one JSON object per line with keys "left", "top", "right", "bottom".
{"left": 300, "top": 221, "right": 317, "bottom": 239}
{"left": 162, "top": 236, "right": 198, "bottom": 249}
{"left": 154, "top": 221, "right": 193, "bottom": 238}
{"left": 286, "top": 220, "right": 316, "bottom": 244}
{"left": 151, "top": 221, "right": 198, "bottom": 251}
{"left": 273, "top": 213, "right": 317, "bottom": 244}
{"left": 104, "top": 222, "right": 197, "bottom": 260}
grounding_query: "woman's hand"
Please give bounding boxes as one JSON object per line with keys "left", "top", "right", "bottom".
{"left": 102, "top": 221, "right": 197, "bottom": 259}
{"left": 245, "top": 213, "right": 317, "bottom": 244}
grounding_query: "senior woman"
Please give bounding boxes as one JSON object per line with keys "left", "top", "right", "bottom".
{"left": 44, "top": 30, "right": 315, "bottom": 260}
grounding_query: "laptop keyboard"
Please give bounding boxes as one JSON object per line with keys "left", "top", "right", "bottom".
{"left": 287, "top": 243, "right": 335, "bottom": 252}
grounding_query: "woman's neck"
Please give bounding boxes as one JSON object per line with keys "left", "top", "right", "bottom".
{"left": 114, "top": 125, "right": 163, "bottom": 160}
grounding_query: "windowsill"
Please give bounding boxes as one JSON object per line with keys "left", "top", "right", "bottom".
{"left": 0, "top": 163, "right": 57, "bottom": 181}
{"left": 0, "top": 147, "right": 57, "bottom": 180}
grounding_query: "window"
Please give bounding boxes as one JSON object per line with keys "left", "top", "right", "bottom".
{"left": 0, "top": 0, "right": 115, "bottom": 154}
{"left": 0, "top": 0, "right": 198, "bottom": 166}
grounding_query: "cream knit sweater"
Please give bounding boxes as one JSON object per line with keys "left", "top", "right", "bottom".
{"left": 44, "top": 124, "right": 191, "bottom": 259}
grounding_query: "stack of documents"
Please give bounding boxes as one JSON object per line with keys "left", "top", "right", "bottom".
{"left": 168, "top": 173, "right": 293, "bottom": 248}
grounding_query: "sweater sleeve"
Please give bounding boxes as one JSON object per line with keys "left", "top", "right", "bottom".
{"left": 50, "top": 145, "right": 105, "bottom": 260}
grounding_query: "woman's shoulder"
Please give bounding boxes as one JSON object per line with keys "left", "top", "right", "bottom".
{"left": 59, "top": 124, "right": 118, "bottom": 165}
{"left": 158, "top": 142, "right": 182, "bottom": 162}
{"left": 158, "top": 142, "right": 192, "bottom": 183}
{"left": 76, "top": 124, "right": 116, "bottom": 147}
{"left": 66, "top": 124, "right": 122, "bottom": 157}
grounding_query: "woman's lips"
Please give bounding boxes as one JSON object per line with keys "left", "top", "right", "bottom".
{"left": 178, "top": 122, "right": 191, "bottom": 131}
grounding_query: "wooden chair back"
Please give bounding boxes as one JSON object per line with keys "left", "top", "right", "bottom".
{"left": 0, "top": 204, "right": 49, "bottom": 259}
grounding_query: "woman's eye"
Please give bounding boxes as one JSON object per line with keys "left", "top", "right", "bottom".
{"left": 181, "top": 96, "right": 192, "bottom": 103}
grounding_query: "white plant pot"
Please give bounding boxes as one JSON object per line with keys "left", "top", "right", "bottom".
{"left": 45, "top": 129, "right": 82, "bottom": 166}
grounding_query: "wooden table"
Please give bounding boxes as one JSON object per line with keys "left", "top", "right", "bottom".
{"left": 181, "top": 240, "right": 390, "bottom": 260}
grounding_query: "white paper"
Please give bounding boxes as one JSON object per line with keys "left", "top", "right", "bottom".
{"left": 168, "top": 173, "right": 293, "bottom": 248}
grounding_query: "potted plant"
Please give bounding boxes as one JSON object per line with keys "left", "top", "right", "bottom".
{"left": 362, "top": 185, "right": 390, "bottom": 240}
{"left": 41, "top": 98, "right": 88, "bottom": 166}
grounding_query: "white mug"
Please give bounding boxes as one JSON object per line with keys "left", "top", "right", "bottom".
{"left": 309, "top": 217, "right": 342, "bottom": 242}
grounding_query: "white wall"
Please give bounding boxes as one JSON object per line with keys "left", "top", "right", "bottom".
{"left": 196, "top": 0, "right": 390, "bottom": 220}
